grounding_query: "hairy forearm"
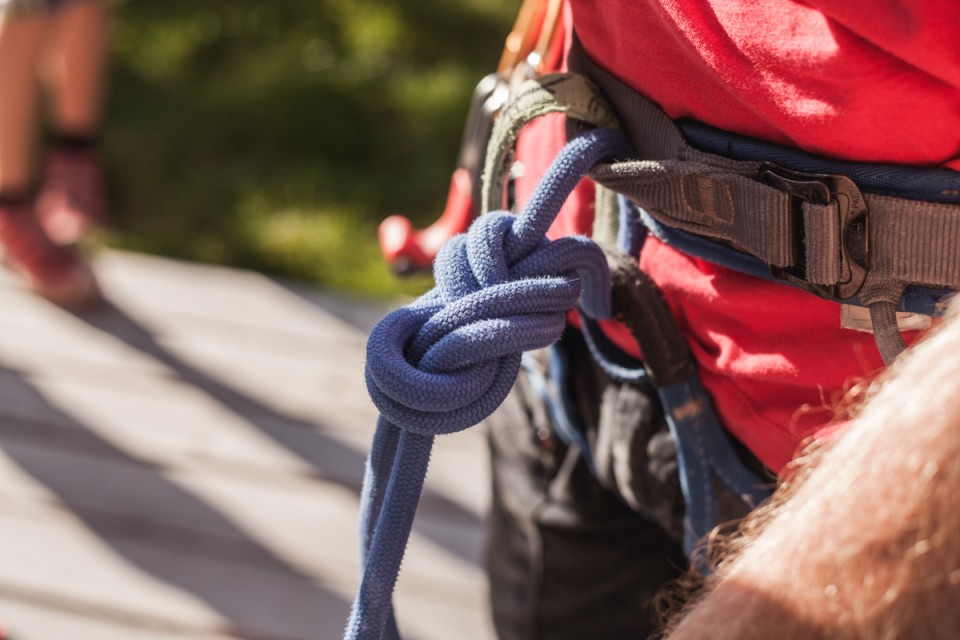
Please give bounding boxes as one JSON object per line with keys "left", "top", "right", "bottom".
{"left": 669, "top": 304, "right": 960, "bottom": 639}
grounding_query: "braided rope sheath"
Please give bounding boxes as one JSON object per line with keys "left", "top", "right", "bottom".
{"left": 345, "top": 128, "right": 634, "bottom": 640}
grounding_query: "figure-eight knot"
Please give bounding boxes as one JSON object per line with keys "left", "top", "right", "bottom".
{"left": 346, "top": 128, "right": 633, "bottom": 640}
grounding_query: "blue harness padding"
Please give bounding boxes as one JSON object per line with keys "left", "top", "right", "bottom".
{"left": 657, "top": 376, "right": 770, "bottom": 560}
{"left": 346, "top": 128, "right": 633, "bottom": 640}
{"left": 679, "top": 119, "right": 960, "bottom": 204}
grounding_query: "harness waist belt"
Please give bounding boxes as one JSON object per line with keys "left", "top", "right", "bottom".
{"left": 590, "top": 149, "right": 960, "bottom": 301}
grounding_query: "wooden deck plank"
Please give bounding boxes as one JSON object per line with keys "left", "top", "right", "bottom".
{"left": 0, "top": 250, "right": 496, "bottom": 640}
{"left": 0, "top": 434, "right": 483, "bottom": 588}
{"left": 0, "top": 593, "right": 247, "bottom": 640}
{"left": 0, "top": 445, "right": 491, "bottom": 640}
{"left": 0, "top": 357, "right": 490, "bottom": 520}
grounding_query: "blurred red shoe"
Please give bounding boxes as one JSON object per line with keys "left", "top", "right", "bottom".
{"left": 0, "top": 199, "right": 101, "bottom": 308}
{"left": 36, "top": 147, "right": 109, "bottom": 245}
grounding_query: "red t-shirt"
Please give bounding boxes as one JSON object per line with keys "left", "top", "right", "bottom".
{"left": 515, "top": 0, "right": 960, "bottom": 472}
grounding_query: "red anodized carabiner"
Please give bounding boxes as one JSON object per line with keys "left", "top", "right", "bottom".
{"left": 377, "top": 0, "right": 564, "bottom": 274}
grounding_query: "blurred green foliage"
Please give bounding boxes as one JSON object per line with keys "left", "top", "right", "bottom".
{"left": 104, "top": 0, "right": 515, "bottom": 298}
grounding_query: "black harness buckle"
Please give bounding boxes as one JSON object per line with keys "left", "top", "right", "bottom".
{"left": 757, "top": 163, "right": 869, "bottom": 300}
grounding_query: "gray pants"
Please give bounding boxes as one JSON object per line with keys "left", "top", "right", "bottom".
{"left": 485, "top": 330, "right": 689, "bottom": 640}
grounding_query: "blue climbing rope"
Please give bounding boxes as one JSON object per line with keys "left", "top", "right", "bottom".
{"left": 345, "top": 128, "right": 634, "bottom": 640}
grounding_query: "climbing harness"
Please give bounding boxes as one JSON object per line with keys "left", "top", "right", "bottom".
{"left": 349, "top": 24, "right": 960, "bottom": 640}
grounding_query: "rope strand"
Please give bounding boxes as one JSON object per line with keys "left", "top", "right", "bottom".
{"left": 345, "top": 128, "right": 633, "bottom": 640}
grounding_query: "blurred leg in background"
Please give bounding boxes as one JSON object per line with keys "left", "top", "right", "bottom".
{"left": 37, "top": 0, "right": 108, "bottom": 244}
{"left": 0, "top": 0, "right": 103, "bottom": 308}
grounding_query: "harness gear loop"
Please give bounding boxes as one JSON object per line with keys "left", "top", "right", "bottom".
{"left": 346, "top": 128, "right": 633, "bottom": 640}
{"left": 481, "top": 73, "right": 620, "bottom": 215}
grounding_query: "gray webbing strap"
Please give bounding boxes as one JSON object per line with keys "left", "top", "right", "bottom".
{"left": 591, "top": 161, "right": 794, "bottom": 267}
{"left": 602, "top": 244, "right": 694, "bottom": 386}
{"left": 592, "top": 163, "right": 960, "bottom": 298}
{"left": 803, "top": 202, "right": 842, "bottom": 285}
{"left": 868, "top": 195, "right": 960, "bottom": 290}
